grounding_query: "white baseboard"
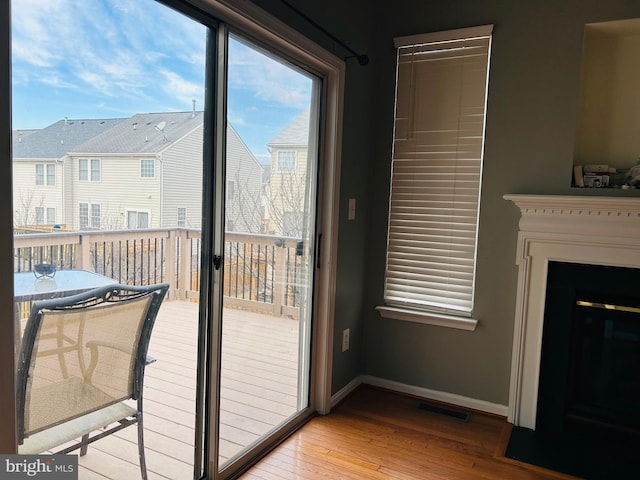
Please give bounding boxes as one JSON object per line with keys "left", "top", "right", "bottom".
{"left": 329, "top": 376, "right": 363, "bottom": 409}
{"left": 330, "top": 375, "right": 508, "bottom": 417}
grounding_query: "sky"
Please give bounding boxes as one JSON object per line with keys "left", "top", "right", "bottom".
{"left": 10, "top": 0, "right": 313, "bottom": 163}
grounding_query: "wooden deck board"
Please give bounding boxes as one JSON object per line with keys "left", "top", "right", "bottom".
{"left": 73, "top": 298, "right": 300, "bottom": 479}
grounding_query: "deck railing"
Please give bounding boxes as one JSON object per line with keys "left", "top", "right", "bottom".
{"left": 13, "top": 228, "right": 307, "bottom": 319}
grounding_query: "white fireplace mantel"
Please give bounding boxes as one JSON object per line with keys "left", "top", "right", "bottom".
{"left": 504, "top": 194, "right": 640, "bottom": 428}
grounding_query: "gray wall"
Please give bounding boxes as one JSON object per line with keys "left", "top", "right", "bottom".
{"left": 256, "top": 0, "right": 640, "bottom": 405}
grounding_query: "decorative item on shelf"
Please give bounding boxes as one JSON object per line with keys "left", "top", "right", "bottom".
{"left": 624, "top": 157, "right": 640, "bottom": 188}
{"left": 33, "top": 263, "right": 56, "bottom": 279}
{"left": 583, "top": 173, "right": 610, "bottom": 188}
{"left": 580, "top": 163, "right": 618, "bottom": 188}
{"left": 573, "top": 165, "right": 584, "bottom": 187}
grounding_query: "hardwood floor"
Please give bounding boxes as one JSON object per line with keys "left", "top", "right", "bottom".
{"left": 240, "top": 385, "right": 580, "bottom": 480}
{"left": 33, "top": 299, "right": 582, "bottom": 479}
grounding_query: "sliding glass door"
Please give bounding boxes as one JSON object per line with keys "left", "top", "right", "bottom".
{"left": 216, "top": 34, "right": 320, "bottom": 474}
{"left": 11, "top": 1, "right": 210, "bottom": 478}
{"left": 10, "top": 1, "right": 328, "bottom": 478}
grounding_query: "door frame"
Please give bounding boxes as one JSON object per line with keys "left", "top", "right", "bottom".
{"left": 199, "top": 1, "right": 345, "bottom": 478}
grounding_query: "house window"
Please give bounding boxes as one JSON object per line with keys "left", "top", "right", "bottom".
{"left": 46, "top": 208, "right": 56, "bottom": 224}
{"left": 34, "top": 207, "right": 44, "bottom": 224}
{"left": 35, "top": 164, "right": 55, "bottom": 186}
{"left": 91, "top": 159, "right": 101, "bottom": 181}
{"left": 276, "top": 151, "right": 296, "bottom": 172}
{"left": 141, "top": 159, "right": 155, "bottom": 178}
{"left": 177, "top": 207, "right": 186, "bottom": 227}
{"left": 79, "top": 203, "right": 100, "bottom": 229}
{"left": 79, "top": 203, "right": 88, "bottom": 229}
{"left": 127, "top": 211, "right": 149, "bottom": 229}
{"left": 79, "top": 159, "right": 100, "bottom": 181}
{"left": 91, "top": 204, "right": 101, "bottom": 229}
{"left": 381, "top": 25, "right": 493, "bottom": 322}
{"left": 47, "top": 164, "right": 55, "bottom": 185}
{"left": 35, "top": 164, "right": 44, "bottom": 185}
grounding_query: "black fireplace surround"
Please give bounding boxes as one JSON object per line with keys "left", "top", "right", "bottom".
{"left": 506, "top": 261, "right": 640, "bottom": 479}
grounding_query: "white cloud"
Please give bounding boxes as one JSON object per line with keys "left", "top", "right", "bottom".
{"left": 11, "top": 0, "right": 206, "bottom": 108}
{"left": 228, "top": 38, "right": 312, "bottom": 109}
{"left": 160, "top": 70, "right": 205, "bottom": 108}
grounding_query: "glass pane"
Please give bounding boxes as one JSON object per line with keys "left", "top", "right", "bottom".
{"left": 11, "top": 1, "right": 208, "bottom": 478}
{"left": 219, "top": 34, "right": 318, "bottom": 469}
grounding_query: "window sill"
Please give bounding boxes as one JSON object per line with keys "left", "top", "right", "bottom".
{"left": 375, "top": 306, "right": 478, "bottom": 331}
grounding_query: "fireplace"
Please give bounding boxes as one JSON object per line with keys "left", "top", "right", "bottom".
{"left": 538, "top": 261, "right": 640, "bottom": 441}
{"left": 503, "top": 194, "right": 640, "bottom": 428}
{"left": 504, "top": 195, "right": 640, "bottom": 477}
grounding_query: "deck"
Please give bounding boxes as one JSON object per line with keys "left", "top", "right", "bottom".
{"left": 74, "top": 299, "right": 300, "bottom": 479}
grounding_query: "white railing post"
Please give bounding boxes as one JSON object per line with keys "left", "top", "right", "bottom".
{"left": 273, "top": 243, "right": 286, "bottom": 316}
{"left": 77, "top": 232, "right": 92, "bottom": 270}
{"left": 179, "top": 229, "right": 192, "bottom": 300}
{"left": 165, "top": 230, "right": 177, "bottom": 300}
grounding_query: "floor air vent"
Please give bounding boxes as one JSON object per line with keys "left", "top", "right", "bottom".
{"left": 418, "top": 402, "right": 470, "bottom": 422}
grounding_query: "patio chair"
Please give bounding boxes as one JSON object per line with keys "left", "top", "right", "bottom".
{"left": 16, "top": 282, "right": 169, "bottom": 480}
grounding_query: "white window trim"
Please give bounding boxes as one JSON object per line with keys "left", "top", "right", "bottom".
{"left": 90, "top": 203, "right": 101, "bottom": 228}
{"left": 376, "top": 305, "right": 478, "bottom": 331}
{"left": 276, "top": 150, "right": 296, "bottom": 172}
{"left": 379, "top": 24, "right": 493, "bottom": 330}
{"left": 35, "top": 164, "right": 44, "bottom": 185}
{"left": 140, "top": 159, "right": 155, "bottom": 178}
{"left": 35, "top": 163, "right": 55, "bottom": 186}
{"left": 46, "top": 164, "right": 55, "bottom": 186}
{"left": 79, "top": 158, "right": 101, "bottom": 182}
{"left": 34, "top": 206, "right": 44, "bottom": 224}
{"left": 79, "top": 202, "right": 89, "bottom": 229}
{"left": 46, "top": 207, "right": 56, "bottom": 224}
{"left": 79, "top": 202, "right": 100, "bottom": 229}
{"left": 177, "top": 207, "right": 187, "bottom": 227}
{"left": 90, "top": 158, "right": 101, "bottom": 182}
{"left": 126, "top": 209, "right": 151, "bottom": 229}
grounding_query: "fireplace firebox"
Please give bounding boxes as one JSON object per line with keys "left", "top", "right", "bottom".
{"left": 538, "top": 261, "right": 640, "bottom": 442}
{"left": 507, "top": 261, "right": 640, "bottom": 478}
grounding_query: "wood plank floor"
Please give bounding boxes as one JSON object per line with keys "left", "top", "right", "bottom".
{"left": 65, "top": 301, "right": 577, "bottom": 479}
{"left": 75, "top": 299, "right": 300, "bottom": 480}
{"left": 240, "top": 385, "right": 580, "bottom": 480}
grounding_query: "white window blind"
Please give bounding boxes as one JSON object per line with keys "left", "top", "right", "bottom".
{"left": 384, "top": 25, "right": 492, "bottom": 316}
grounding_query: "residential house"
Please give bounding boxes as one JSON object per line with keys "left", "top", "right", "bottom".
{"left": 66, "top": 111, "right": 204, "bottom": 230}
{"left": 265, "top": 108, "right": 310, "bottom": 236}
{"left": 13, "top": 112, "right": 263, "bottom": 232}
{"left": 225, "top": 125, "right": 265, "bottom": 233}
{"left": 11, "top": 118, "right": 124, "bottom": 229}
{"left": 3, "top": 0, "right": 640, "bottom": 477}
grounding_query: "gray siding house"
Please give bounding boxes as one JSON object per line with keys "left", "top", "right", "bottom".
{"left": 67, "top": 111, "right": 204, "bottom": 230}
{"left": 11, "top": 118, "right": 124, "bottom": 229}
{"left": 266, "top": 109, "right": 311, "bottom": 236}
{"left": 12, "top": 112, "right": 263, "bottom": 232}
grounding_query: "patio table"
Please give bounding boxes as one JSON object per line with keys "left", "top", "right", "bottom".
{"left": 14, "top": 269, "right": 117, "bottom": 303}
{"left": 13, "top": 269, "right": 118, "bottom": 357}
